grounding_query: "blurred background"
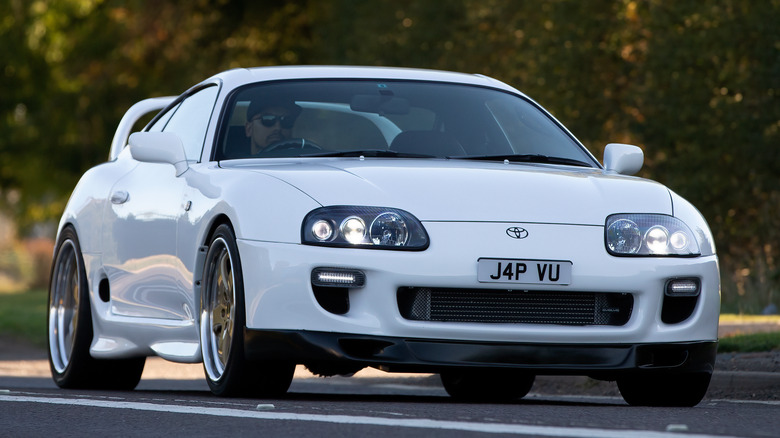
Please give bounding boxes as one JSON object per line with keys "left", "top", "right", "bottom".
{"left": 0, "top": 0, "right": 777, "bottom": 314}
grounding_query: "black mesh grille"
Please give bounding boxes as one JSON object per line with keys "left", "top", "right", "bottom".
{"left": 397, "top": 288, "right": 632, "bottom": 326}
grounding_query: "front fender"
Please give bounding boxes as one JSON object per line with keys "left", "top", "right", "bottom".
{"left": 183, "top": 164, "right": 323, "bottom": 248}
{"left": 182, "top": 165, "right": 322, "bottom": 326}
{"left": 669, "top": 189, "right": 716, "bottom": 257}
{"left": 195, "top": 169, "right": 321, "bottom": 244}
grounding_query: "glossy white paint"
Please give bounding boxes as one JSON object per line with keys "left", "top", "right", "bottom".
{"left": 221, "top": 159, "right": 671, "bottom": 226}
{"left": 128, "top": 132, "right": 189, "bottom": 176}
{"left": 603, "top": 143, "right": 644, "bottom": 175}
{"left": 55, "top": 66, "right": 720, "bottom": 366}
{"left": 239, "top": 225, "right": 719, "bottom": 343}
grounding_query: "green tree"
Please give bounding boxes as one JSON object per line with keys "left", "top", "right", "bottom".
{"left": 634, "top": 1, "right": 780, "bottom": 312}
{"left": 0, "top": 0, "right": 777, "bottom": 311}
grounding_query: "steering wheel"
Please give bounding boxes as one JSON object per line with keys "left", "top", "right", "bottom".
{"left": 264, "top": 138, "right": 322, "bottom": 152}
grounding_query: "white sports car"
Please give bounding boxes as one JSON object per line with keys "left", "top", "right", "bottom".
{"left": 48, "top": 66, "right": 719, "bottom": 406}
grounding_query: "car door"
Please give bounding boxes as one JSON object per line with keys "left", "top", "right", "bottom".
{"left": 103, "top": 85, "right": 219, "bottom": 320}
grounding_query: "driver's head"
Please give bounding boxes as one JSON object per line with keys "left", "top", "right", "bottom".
{"left": 245, "top": 98, "right": 301, "bottom": 154}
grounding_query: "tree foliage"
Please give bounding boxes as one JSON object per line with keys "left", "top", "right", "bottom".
{"left": 1, "top": 0, "right": 778, "bottom": 311}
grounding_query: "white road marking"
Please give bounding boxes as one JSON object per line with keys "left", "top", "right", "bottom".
{"left": 712, "top": 398, "right": 780, "bottom": 406}
{"left": 0, "top": 394, "right": 740, "bottom": 438}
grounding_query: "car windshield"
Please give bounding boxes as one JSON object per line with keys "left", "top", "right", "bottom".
{"left": 216, "top": 80, "right": 597, "bottom": 167}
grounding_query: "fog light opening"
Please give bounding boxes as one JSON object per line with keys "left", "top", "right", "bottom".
{"left": 311, "top": 268, "right": 366, "bottom": 288}
{"left": 665, "top": 278, "right": 700, "bottom": 297}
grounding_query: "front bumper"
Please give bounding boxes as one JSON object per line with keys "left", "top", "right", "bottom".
{"left": 245, "top": 329, "right": 717, "bottom": 378}
{"left": 238, "top": 221, "right": 720, "bottom": 346}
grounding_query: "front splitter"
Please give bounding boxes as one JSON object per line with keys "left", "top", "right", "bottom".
{"left": 244, "top": 329, "right": 716, "bottom": 378}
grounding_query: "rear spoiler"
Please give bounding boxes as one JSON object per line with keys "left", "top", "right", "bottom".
{"left": 108, "top": 96, "right": 176, "bottom": 161}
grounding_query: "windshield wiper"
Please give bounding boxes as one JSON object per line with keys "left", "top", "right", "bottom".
{"left": 302, "top": 149, "right": 438, "bottom": 159}
{"left": 449, "top": 154, "right": 593, "bottom": 168}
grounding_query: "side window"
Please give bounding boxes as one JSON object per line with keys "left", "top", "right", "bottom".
{"left": 162, "top": 85, "right": 219, "bottom": 161}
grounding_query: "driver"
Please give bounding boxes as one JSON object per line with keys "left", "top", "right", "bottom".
{"left": 244, "top": 98, "right": 302, "bottom": 154}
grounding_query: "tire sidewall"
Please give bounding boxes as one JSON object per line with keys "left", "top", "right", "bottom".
{"left": 617, "top": 372, "right": 711, "bottom": 407}
{"left": 440, "top": 369, "right": 535, "bottom": 402}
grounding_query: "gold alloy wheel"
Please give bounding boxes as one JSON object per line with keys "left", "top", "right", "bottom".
{"left": 201, "top": 236, "right": 236, "bottom": 382}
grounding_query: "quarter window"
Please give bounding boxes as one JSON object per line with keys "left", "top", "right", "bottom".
{"left": 146, "top": 103, "right": 178, "bottom": 132}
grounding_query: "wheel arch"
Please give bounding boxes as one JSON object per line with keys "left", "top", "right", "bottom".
{"left": 53, "top": 222, "right": 116, "bottom": 359}
{"left": 203, "top": 214, "right": 236, "bottom": 244}
{"left": 51, "top": 222, "right": 98, "bottom": 322}
{"left": 194, "top": 213, "right": 236, "bottom": 326}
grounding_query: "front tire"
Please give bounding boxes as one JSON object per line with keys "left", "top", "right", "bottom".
{"left": 617, "top": 372, "right": 711, "bottom": 406}
{"left": 440, "top": 369, "right": 535, "bottom": 402}
{"left": 48, "top": 226, "right": 145, "bottom": 390}
{"left": 200, "top": 224, "right": 294, "bottom": 397}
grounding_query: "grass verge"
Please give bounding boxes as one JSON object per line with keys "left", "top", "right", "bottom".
{"left": 0, "top": 290, "right": 778, "bottom": 353}
{"left": 719, "top": 314, "right": 780, "bottom": 324}
{"left": 718, "top": 331, "right": 780, "bottom": 353}
{"left": 0, "top": 288, "right": 47, "bottom": 348}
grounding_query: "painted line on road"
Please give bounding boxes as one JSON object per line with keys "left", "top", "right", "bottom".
{"left": 0, "top": 394, "right": 740, "bottom": 438}
{"left": 711, "top": 398, "right": 780, "bottom": 406}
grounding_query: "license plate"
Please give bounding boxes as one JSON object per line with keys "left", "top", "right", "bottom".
{"left": 477, "top": 258, "right": 572, "bottom": 285}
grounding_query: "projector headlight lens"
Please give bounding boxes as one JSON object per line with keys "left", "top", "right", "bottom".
{"left": 645, "top": 226, "right": 669, "bottom": 254}
{"left": 340, "top": 216, "right": 366, "bottom": 245}
{"left": 311, "top": 220, "right": 334, "bottom": 241}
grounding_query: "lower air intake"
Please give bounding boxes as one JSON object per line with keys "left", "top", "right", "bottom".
{"left": 397, "top": 287, "right": 632, "bottom": 326}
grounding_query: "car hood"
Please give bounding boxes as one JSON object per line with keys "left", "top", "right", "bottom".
{"left": 223, "top": 158, "right": 671, "bottom": 225}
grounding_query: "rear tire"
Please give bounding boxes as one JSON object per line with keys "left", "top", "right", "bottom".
{"left": 200, "top": 224, "right": 294, "bottom": 397}
{"left": 48, "top": 226, "right": 145, "bottom": 390}
{"left": 441, "top": 369, "right": 535, "bottom": 402}
{"left": 617, "top": 372, "right": 711, "bottom": 407}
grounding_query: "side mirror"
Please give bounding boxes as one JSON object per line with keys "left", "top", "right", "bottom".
{"left": 128, "top": 132, "right": 189, "bottom": 176}
{"left": 603, "top": 143, "right": 643, "bottom": 175}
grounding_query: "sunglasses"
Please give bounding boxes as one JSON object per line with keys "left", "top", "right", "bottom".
{"left": 253, "top": 114, "right": 295, "bottom": 129}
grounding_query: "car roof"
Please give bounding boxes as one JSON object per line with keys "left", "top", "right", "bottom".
{"left": 206, "top": 66, "right": 523, "bottom": 96}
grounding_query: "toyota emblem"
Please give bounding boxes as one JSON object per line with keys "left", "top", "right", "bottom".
{"left": 506, "top": 227, "right": 529, "bottom": 239}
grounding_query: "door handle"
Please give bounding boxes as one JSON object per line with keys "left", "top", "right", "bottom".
{"left": 111, "top": 191, "right": 129, "bottom": 204}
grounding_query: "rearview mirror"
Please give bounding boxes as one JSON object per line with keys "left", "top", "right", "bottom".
{"left": 128, "top": 132, "right": 189, "bottom": 176}
{"left": 603, "top": 143, "right": 643, "bottom": 175}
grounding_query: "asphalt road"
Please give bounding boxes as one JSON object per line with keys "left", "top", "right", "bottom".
{"left": 1, "top": 324, "right": 778, "bottom": 438}
{"left": 1, "top": 364, "right": 779, "bottom": 438}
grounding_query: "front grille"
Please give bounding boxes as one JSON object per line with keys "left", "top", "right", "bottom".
{"left": 397, "top": 287, "right": 632, "bottom": 326}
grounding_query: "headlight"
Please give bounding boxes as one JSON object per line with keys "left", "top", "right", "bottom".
{"left": 302, "top": 206, "right": 429, "bottom": 250}
{"left": 605, "top": 214, "right": 700, "bottom": 256}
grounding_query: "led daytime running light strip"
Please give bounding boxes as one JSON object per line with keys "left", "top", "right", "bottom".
{"left": 311, "top": 268, "right": 366, "bottom": 288}
{"left": 317, "top": 272, "right": 357, "bottom": 284}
